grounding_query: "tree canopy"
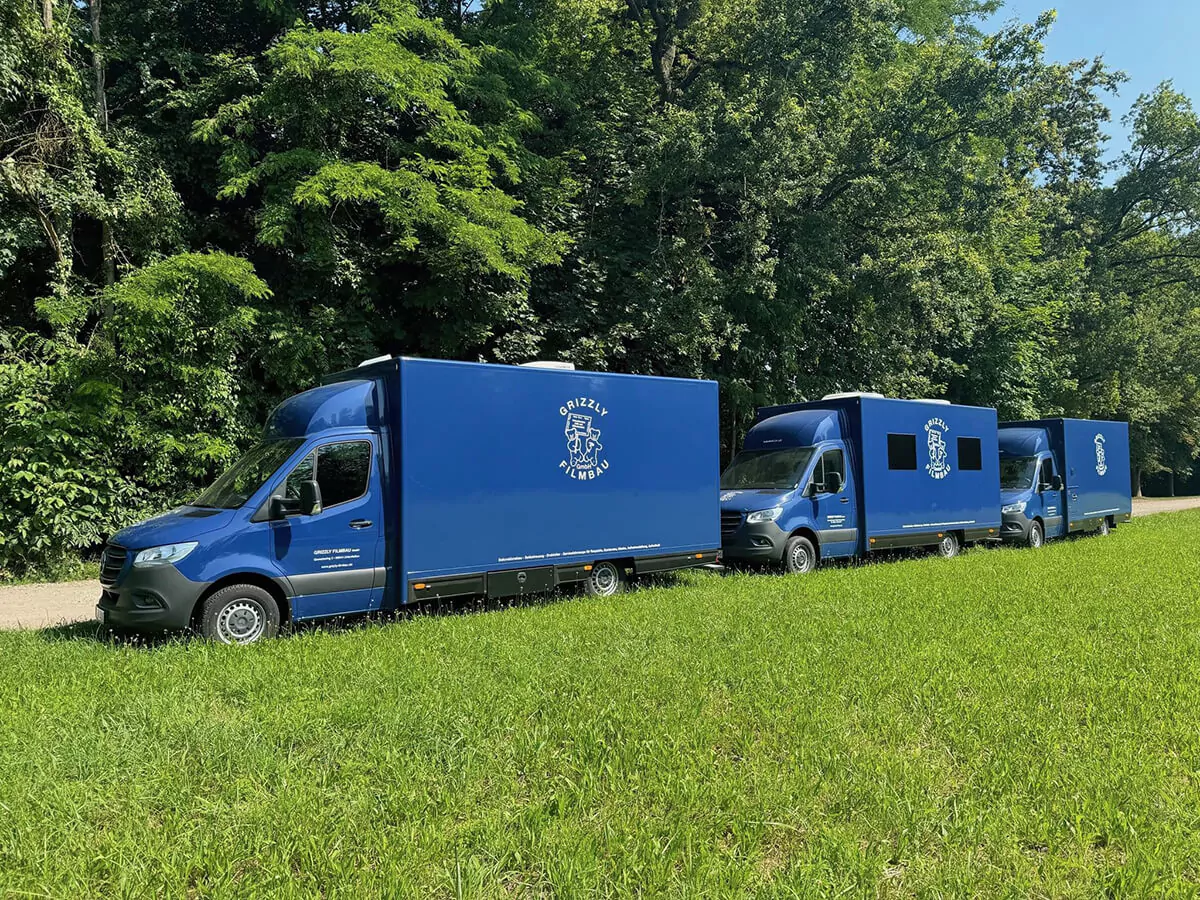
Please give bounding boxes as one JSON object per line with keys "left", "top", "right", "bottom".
{"left": 3, "top": 0, "right": 1200, "bottom": 572}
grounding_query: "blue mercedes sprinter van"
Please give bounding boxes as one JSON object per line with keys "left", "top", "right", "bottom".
{"left": 998, "top": 418, "right": 1132, "bottom": 547}
{"left": 96, "top": 358, "right": 720, "bottom": 643}
{"left": 720, "top": 393, "right": 1001, "bottom": 573}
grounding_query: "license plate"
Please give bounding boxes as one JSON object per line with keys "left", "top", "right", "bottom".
{"left": 95, "top": 606, "right": 107, "bottom": 624}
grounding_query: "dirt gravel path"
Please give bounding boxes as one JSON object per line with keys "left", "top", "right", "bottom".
{"left": 3, "top": 496, "right": 1200, "bottom": 630}
{"left": 1131, "top": 496, "right": 1200, "bottom": 517}
{"left": 0, "top": 580, "right": 99, "bottom": 631}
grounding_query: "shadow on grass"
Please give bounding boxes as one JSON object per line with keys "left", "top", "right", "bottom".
{"left": 714, "top": 537, "right": 1077, "bottom": 577}
{"left": 31, "top": 572, "right": 697, "bottom": 649}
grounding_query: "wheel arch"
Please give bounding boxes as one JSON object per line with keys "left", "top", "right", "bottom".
{"left": 788, "top": 526, "right": 821, "bottom": 559}
{"left": 192, "top": 573, "right": 291, "bottom": 627}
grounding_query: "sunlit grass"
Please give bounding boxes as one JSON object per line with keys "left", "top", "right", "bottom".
{"left": 2, "top": 513, "right": 1200, "bottom": 896}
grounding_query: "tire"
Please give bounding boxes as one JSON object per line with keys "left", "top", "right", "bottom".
{"left": 782, "top": 535, "right": 817, "bottom": 574}
{"left": 1097, "top": 518, "right": 1111, "bottom": 537}
{"left": 936, "top": 532, "right": 960, "bottom": 559}
{"left": 584, "top": 561, "right": 626, "bottom": 597}
{"left": 198, "top": 584, "right": 280, "bottom": 645}
{"left": 1027, "top": 520, "right": 1044, "bottom": 549}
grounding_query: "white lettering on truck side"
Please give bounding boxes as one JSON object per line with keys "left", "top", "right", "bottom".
{"left": 560, "top": 398, "right": 610, "bottom": 480}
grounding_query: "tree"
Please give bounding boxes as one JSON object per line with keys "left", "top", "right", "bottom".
{"left": 191, "top": 0, "right": 562, "bottom": 386}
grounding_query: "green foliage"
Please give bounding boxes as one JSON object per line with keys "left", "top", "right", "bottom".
{"left": 3, "top": 514, "right": 1200, "bottom": 892}
{"left": 0, "top": 333, "right": 149, "bottom": 576}
{"left": 0, "top": 252, "right": 272, "bottom": 573}
{"left": 192, "top": 0, "right": 562, "bottom": 363}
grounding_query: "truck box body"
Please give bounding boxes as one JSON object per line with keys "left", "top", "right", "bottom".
{"left": 362, "top": 358, "right": 721, "bottom": 605}
{"left": 721, "top": 394, "right": 1000, "bottom": 568}
{"left": 96, "top": 357, "right": 720, "bottom": 639}
{"left": 999, "top": 418, "right": 1131, "bottom": 542}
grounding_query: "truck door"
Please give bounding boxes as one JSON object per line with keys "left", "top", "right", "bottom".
{"left": 271, "top": 437, "right": 385, "bottom": 619}
{"left": 1039, "top": 455, "right": 1066, "bottom": 539}
{"left": 811, "top": 447, "right": 858, "bottom": 559}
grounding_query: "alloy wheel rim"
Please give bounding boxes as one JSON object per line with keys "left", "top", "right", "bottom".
{"left": 791, "top": 544, "right": 811, "bottom": 573}
{"left": 217, "top": 599, "right": 265, "bottom": 644}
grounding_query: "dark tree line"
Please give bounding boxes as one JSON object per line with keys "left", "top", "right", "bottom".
{"left": 3, "top": 0, "right": 1200, "bottom": 572}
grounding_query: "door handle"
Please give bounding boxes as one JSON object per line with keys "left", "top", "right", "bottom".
{"left": 349, "top": 519, "right": 373, "bottom": 529}
{"left": 839, "top": 497, "right": 850, "bottom": 503}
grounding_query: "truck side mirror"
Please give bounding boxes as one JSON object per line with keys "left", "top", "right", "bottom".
{"left": 826, "top": 472, "right": 842, "bottom": 494}
{"left": 1050, "top": 475, "right": 1063, "bottom": 491}
{"left": 299, "top": 480, "right": 323, "bottom": 516}
{"left": 806, "top": 480, "right": 822, "bottom": 497}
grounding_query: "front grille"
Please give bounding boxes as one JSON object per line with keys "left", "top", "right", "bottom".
{"left": 720, "top": 511, "right": 743, "bottom": 537}
{"left": 99, "top": 544, "right": 128, "bottom": 586}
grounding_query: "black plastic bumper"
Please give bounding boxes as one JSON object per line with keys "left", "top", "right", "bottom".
{"left": 721, "top": 519, "right": 788, "bottom": 563}
{"left": 96, "top": 564, "right": 211, "bottom": 631}
{"left": 999, "top": 514, "right": 1031, "bottom": 543}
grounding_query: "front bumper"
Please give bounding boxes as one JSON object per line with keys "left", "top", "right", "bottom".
{"left": 97, "top": 562, "right": 210, "bottom": 631}
{"left": 721, "top": 517, "right": 788, "bottom": 562}
{"left": 999, "top": 514, "right": 1032, "bottom": 542}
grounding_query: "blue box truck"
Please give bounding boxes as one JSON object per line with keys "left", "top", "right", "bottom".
{"left": 95, "top": 358, "right": 720, "bottom": 643}
{"left": 998, "top": 418, "right": 1132, "bottom": 547}
{"left": 720, "top": 393, "right": 1001, "bottom": 572}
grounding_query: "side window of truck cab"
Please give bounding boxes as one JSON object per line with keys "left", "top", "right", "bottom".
{"left": 282, "top": 441, "right": 372, "bottom": 509}
{"left": 284, "top": 452, "right": 315, "bottom": 500}
{"left": 813, "top": 449, "right": 845, "bottom": 494}
{"left": 1038, "top": 457, "right": 1055, "bottom": 491}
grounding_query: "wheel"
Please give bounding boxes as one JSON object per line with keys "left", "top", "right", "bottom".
{"left": 936, "top": 532, "right": 960, "bottom": 559}
{"left": 1027, "top": 520, "right": 1044, "bottom": 549}
{"left": 1097, "top": 518, "right": 1111, "bottom": 536}
{"left": 198, "top": 584, "right": 280, "bottom": 645}
{"left": 782, "top": 535, "right": 817, "bottom": 574}
{"left": 584, "top": 561, "right": 626, "bottom": 596}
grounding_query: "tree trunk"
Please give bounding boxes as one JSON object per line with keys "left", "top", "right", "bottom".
{"left": 1168, "top": 470, "right": 1175, "bottom": 497}
{"left": 89, "top": 0, "right": 107, "bottom": 131}
{"left": 626, "top": 0, "right": 700, "bottom": 104}
{"left": 89, "top": 0, "right": 115, "bottom": 287}
{"left": 1134, "top": 467, "right": 1143, "bottom": 498}
{"left": 42, "top": 0, "right": 53, "bottom": 30}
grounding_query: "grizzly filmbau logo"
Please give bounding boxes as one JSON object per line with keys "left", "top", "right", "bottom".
{"left": 925, "top": 417, "right": 951, "bottom": 480}
{"left": 560, "top": 397, "right": 609, "bottom": 480}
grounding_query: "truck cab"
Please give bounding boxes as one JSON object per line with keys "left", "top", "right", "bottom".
{"left": 96, "top": 379, "right": 387, "bottom": 643}
{"left": 720, "top": 408, "right": 859, "bottom": 574}
{"left": 998, "top": 427, "right": 1065, "bottom": 546}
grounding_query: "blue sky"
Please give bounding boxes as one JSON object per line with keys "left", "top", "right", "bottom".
{"left": 984, "top": 0, "right": 1199, "bottom": 161}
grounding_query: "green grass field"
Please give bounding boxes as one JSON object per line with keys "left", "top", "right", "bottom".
{"left": 3, "top": 514, "right": 1200, "bottom": 897}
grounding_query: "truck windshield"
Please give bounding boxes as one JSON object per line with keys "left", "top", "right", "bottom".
{"left": 722, "top": 447, "right": 815, "bottom": 491}
{"left": 192, "top": 439, "right": 304, "bottom": 509}
{"left": 1000, "top": 456, "right": 1037, "bottom": 491}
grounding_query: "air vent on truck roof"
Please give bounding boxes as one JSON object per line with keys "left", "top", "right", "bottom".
{"left": 911, "top": 398, "right": 951, "bottom": 405}
{"left": 822, "top": 391, "right": 885, "bottom": 400}
{"left": 519, "top": 361, "right": 576, "bottom": 370}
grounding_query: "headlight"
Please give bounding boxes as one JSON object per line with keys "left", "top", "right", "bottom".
{"left": 746, "top": 507, "right": 783, "bottom": 524}
{"left": 1002, "top": 501, "right": 1027, "bottom": 515}
{"left": 133, "top": 542, "right": 198, "bottom": 568}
